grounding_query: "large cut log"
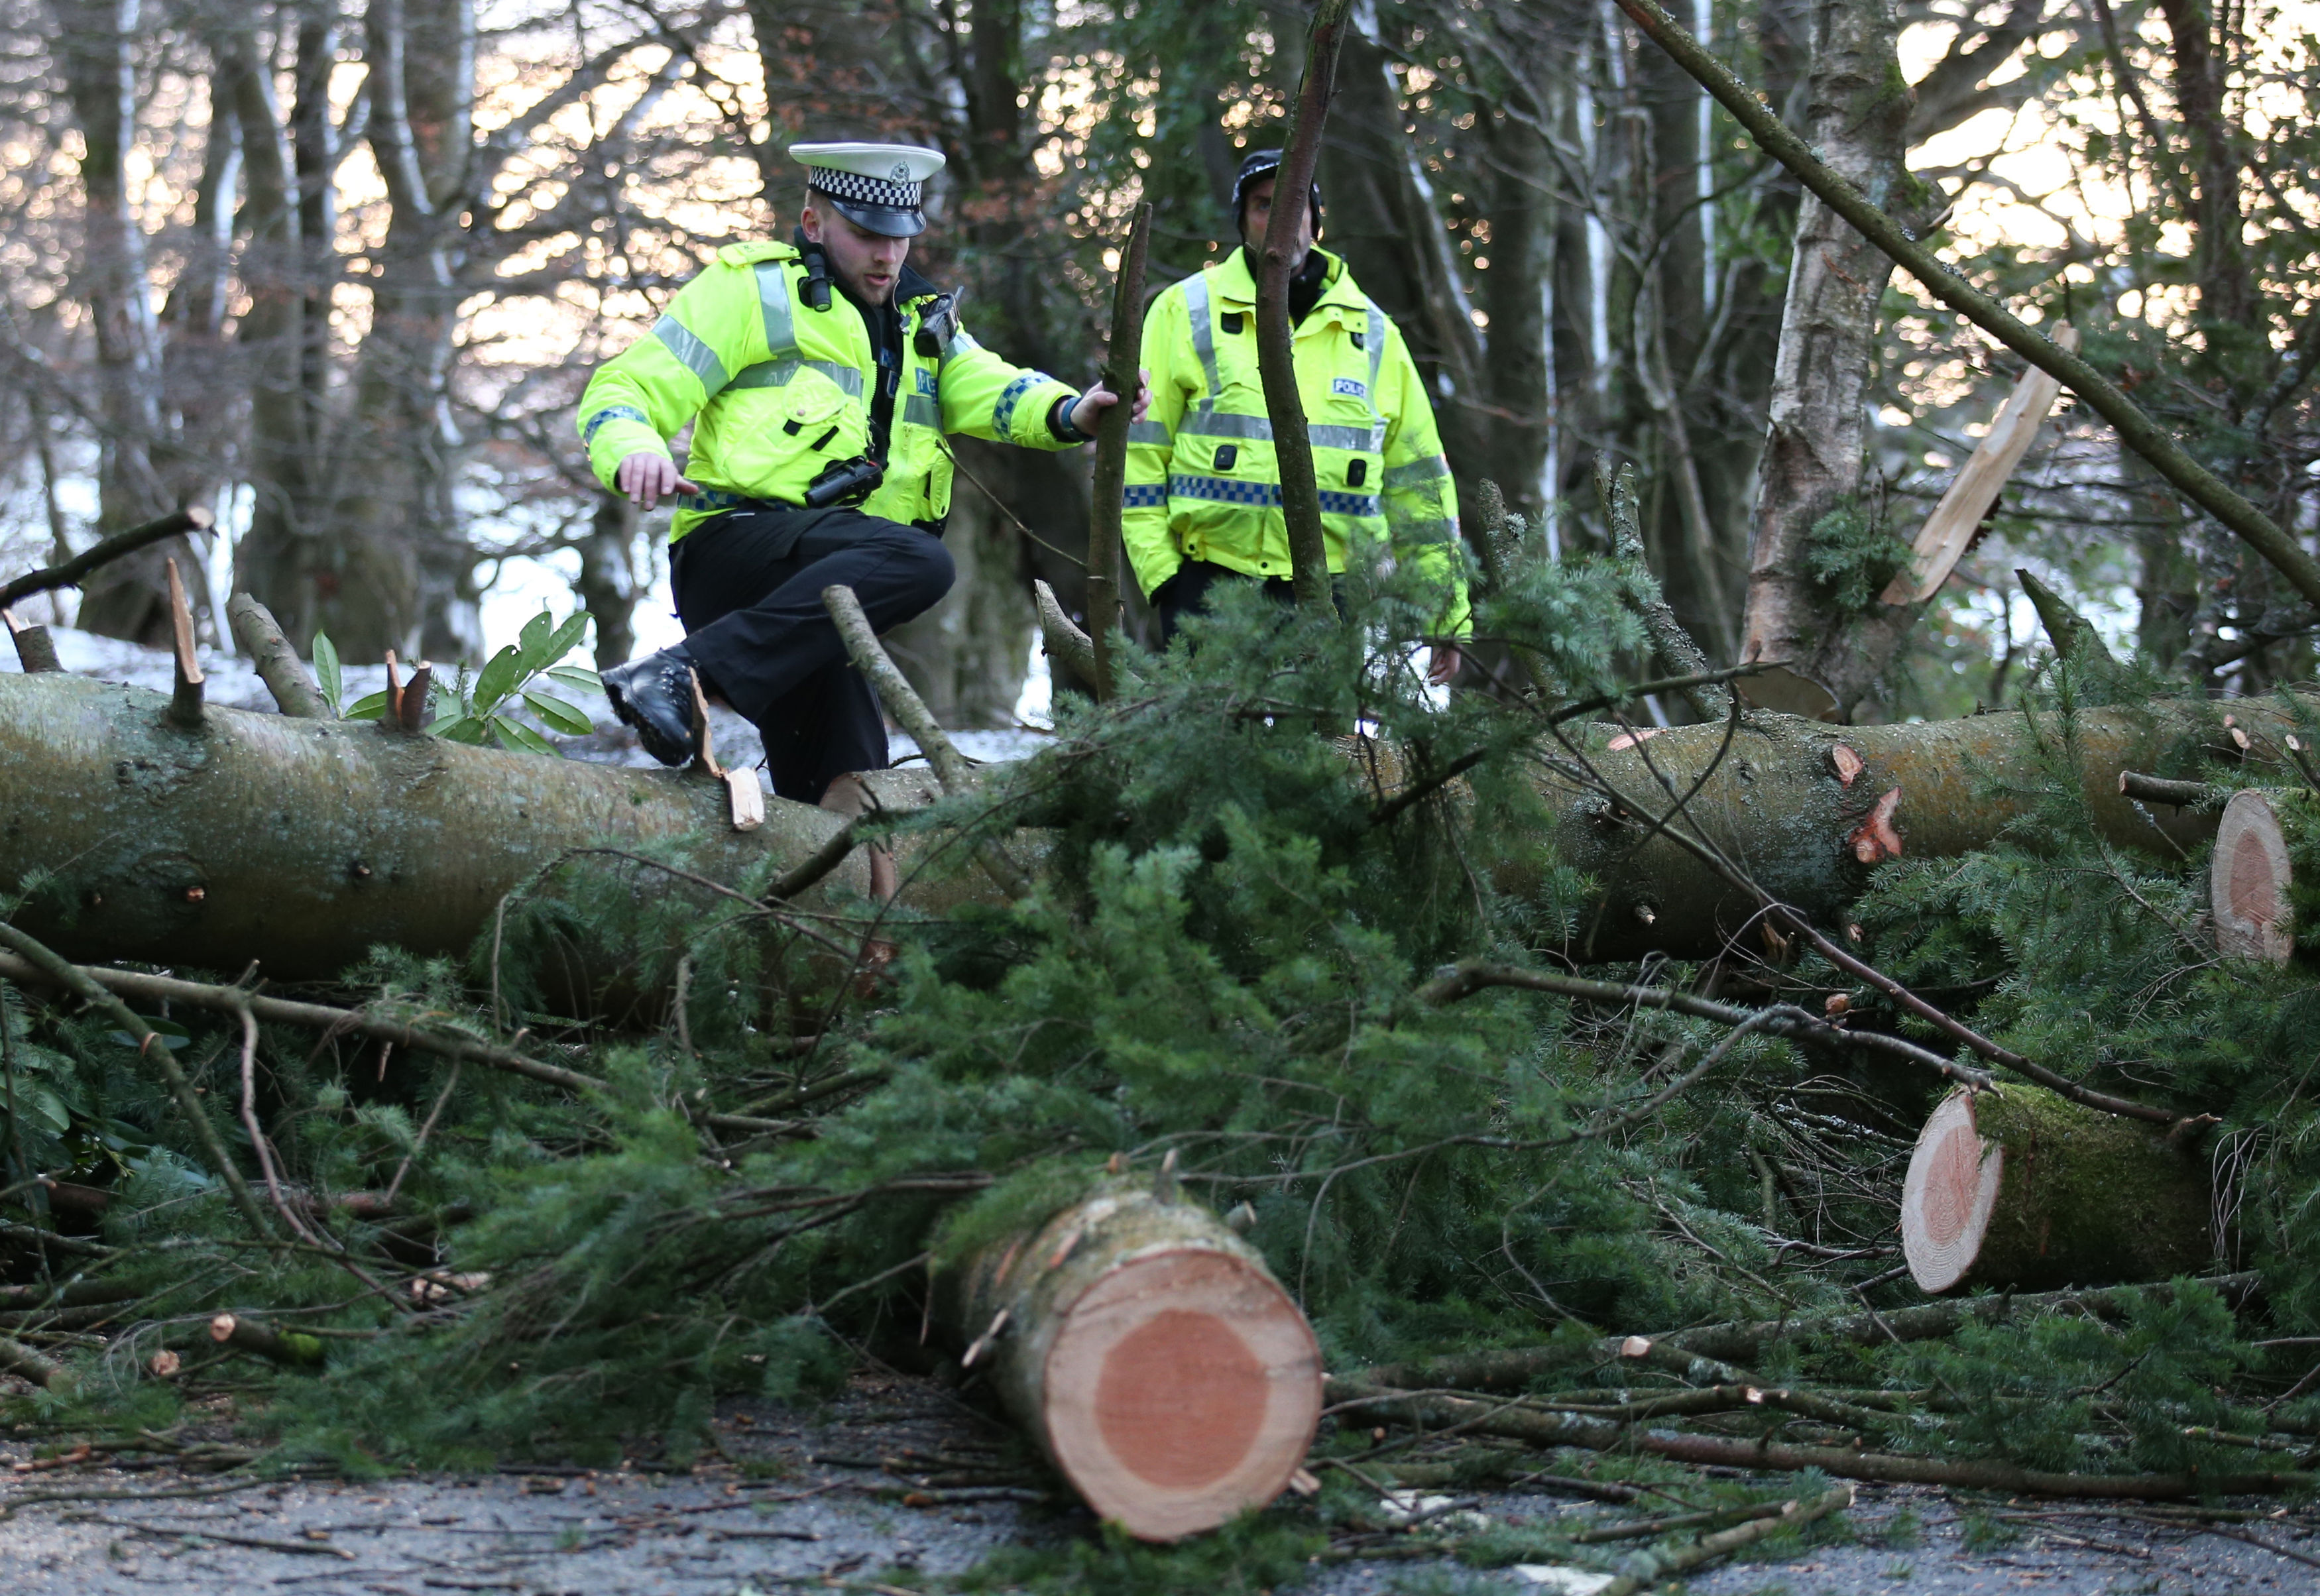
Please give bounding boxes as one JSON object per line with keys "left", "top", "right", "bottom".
{"left": 937, "top": 1176, "right": 1322, "bottom": 1541}
{"left": 1550, "top": 693, "right": 2301, "bottom": 962}
{"left": 0, "top": 671, "right": 2297, "bottom": 982}
{"left": 1900, "top": 1086, "right": 2214, "bottom": 1293}
{"left": 0, "top": 671, "right": 965, "bottom": 991}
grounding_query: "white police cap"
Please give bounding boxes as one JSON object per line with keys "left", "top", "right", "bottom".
{"left": 790, "top": 142, "right": 947, "bottom": 237}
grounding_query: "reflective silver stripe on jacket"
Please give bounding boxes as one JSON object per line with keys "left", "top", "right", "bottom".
{"left": 1183, "top": 274, "right": 1224, "bottom": 406}
{"left": 903, "top": 395, "right": 941, "bottom": 429}
{"left": 755, "top": 261, "right": 795, "bottom": 359}
{"left": 1365, "top": 300, "right": 1387, "bottom": 399}
{"left": 1128, "top": 420, "right": 1171, "bottom": 445}
{"left": 653, "top": 315, "right": 728, "bottom": 396}
{"left": 1176, "top": 412, "right": 1384, "bottom": 452}
{"left": 726, "top": 359, "right": 865, "bottom": 398}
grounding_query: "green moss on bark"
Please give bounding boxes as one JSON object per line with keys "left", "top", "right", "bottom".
{"left": 1967, "top": 1085, "right": 2213, "bottom": 1290}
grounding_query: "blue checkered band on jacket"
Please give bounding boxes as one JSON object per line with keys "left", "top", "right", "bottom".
{"left": 1167, "top": 475, "right": 1381, "bottom": 518}
{"left": 1121, "top": 483, "right": 1168, "bottom": 508}
{"left": 990, "top": 372, "right": 1039, "bottom": 437}
{"left": 583, "top": 405, "right": 648, "bottom": 445}
{"left": 808, "top": 166, "right": 921, "bottom": 210}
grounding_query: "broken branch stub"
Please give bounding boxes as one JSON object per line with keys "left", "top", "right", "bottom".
{"left": 226, "top": 593, "right": 330, "bottom": 718}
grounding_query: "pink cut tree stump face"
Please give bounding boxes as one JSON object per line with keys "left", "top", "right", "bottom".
{"left": 1902, "top": 1090, "right": 2004, "bottom": 1292}
{"left": 1094, "top": 1308, "right": 1267, "bottom": 1491}
{"left": 1042, "top": 1248, "right": 1321, "bottom": 1541}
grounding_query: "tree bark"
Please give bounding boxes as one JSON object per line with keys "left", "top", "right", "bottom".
{"left": 1735, "top": 0, "right": 1931, "bottom": 716}
{"left": 50, "top": 0, "right": 206, "bottom": 647}
{"left": 0, "top": 672, "right": 2296, "bottom": 992}
{"left": 935, "top": 1178, "right": 1322, "bottom": 1541}
{"left": 1901, "top": 1085, "right": 2215, "bottom": 1294}
{"left": 310, "top": 0, "right": 480, "bottom": 662}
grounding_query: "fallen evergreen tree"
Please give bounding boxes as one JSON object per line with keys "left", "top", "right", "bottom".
{"left": 3, "top": 529, "right": 2319, "bottom": 1563}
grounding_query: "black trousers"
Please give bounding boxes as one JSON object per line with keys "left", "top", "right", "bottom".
{"left": 669, "top": 505, "right": 955, "bottom": 805}
{"left": 1151, "top": 559, "right": 1341, "bottom": 646}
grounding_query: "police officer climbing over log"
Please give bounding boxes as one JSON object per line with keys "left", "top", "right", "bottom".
{"left": 1125, "top": 150, "right": 1468, "bottom": 683}
{"left": 579, "top": 142, "right": 1148, "bottom": 801}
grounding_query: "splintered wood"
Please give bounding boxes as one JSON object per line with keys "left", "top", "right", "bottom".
{"left": 688, "top": 667, "right": 764, "bottom": 832}
{"left": 1883, "top": 323, "right": 2081, "bottom": 606}
{"left": 165, "top": 557, "right": 204, "bottom": 727}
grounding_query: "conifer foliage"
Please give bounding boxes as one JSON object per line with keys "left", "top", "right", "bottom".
{"left": 4, "top": 534, "right": 2320, "bottom": 1556}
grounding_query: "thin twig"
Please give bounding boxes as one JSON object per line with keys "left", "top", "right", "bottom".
{"left": 0, "top": 507, "right": 213, "bottom": 610}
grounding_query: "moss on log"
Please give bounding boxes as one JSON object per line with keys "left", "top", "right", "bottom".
{"left": 1902, "top": 1085, "right": 2214, "bottom": 1293}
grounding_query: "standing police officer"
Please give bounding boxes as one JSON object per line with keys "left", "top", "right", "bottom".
{"left": 579, "top": 142, "right": 1145, "bottom": 800}
{"left": 1124, "top": 151, "right": 1466, "bottom": 682}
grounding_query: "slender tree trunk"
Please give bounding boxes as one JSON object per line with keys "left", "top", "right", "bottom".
{"left": 1323, "top": 2, "right": 1485, "bottom": 429}
{"left": 211, "top": 18, "right": 330, "bottom": 654}
{"left": 51, "top": 0, "right": 205, "bottom": 646}
{"left": 158, "top": 92, "right": 239, "bottom": 515}
{"left": 2154, "top": 0, "right": 2250, "bottom": 337}
{"left": 1476, "top": 84, "right": 1557, "bottom": 534}
{"left": 313, "top": 0, "right": 478, "bottom": 662}
{"left": 1736, "top": 0, "right": 1932, "bottom": 718}
{"left": 575, "top": 492, "right": 640, "bottom": 672}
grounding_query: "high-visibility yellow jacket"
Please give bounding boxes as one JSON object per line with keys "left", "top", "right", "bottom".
{"left": 577, "top": 241, "right": 1084, "bottom": 541}
{"left": 1124, "top": 247, "right": 1468, "bottom": 636}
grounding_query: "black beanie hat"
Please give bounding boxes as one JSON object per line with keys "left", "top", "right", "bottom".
{"left": 1231, "top": 148, "right": 1324, "bottom": 236}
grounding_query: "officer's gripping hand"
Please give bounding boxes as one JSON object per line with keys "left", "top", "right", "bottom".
{"left": 616, "top": 452, "right": 700, "bottom": 511}
{"left": 1069, "top": 368, "right": 1153, "bottom": 437}
{"left": 1426, "top": 645, "right": 1462, "bottom": 687}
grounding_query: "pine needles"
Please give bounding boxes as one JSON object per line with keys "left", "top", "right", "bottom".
{"left": 4, "top": 538, "right": 2320, "bottom": 1577}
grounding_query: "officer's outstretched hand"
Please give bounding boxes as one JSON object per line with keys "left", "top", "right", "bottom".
{"left": 617, "top": 452, "right": 700, "bottom": 511}
{"left": 1069, "top": 369, "right": 1153, "bottom": 437}
{"left": 1426, "top": 645, "right": 1462, "bottom": 687}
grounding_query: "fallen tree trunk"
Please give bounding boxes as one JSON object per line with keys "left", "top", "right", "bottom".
{"left": 935, "top": 1174, "right": 1322, "bottom": 1541}
{"left": 0, "top": 671, "right": 2295, "bottom": 984}
{"left": 1901, "top": 1085, "right": 2215, "bottom": 1293}
{"left": 0, "top": 672, "right": 929, "bottom": 990}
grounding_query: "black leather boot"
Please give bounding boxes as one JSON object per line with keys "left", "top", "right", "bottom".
{"left": 600, "top": 648, "right": 702, "bottom": 766}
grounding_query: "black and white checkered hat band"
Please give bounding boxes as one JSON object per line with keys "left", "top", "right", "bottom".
{"left": 808, "top": 166, "right": 921, "bottom": 211}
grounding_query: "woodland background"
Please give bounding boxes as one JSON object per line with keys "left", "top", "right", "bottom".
{"left": 3, "top": 0, "right": 2314, "bottom": 725}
